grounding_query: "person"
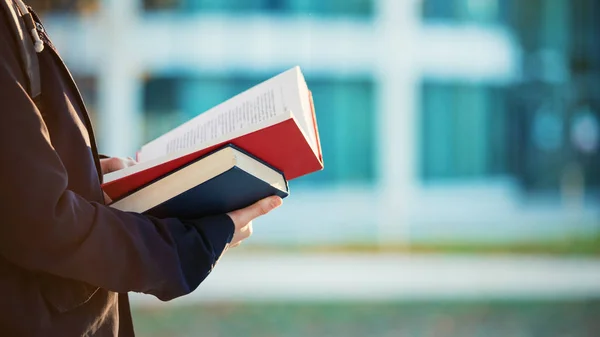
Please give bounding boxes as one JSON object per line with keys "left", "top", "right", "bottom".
{"left": 0, "top": 1, "right": 283, "bottom": 336}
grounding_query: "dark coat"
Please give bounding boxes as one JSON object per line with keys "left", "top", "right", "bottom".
{"left": 0, "top": 4, "right": 234, "bottom": 336}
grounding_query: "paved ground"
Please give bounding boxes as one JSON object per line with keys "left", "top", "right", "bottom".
{"left": 129, "top": 252, "right": 600, "bottom": 307}
{"left": 131, "top": 300, "right": 600, "bottom": 337}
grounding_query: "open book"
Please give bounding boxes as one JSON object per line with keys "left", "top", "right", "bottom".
{"left": 102, "top": 66, "right": 323, "bottom": 201}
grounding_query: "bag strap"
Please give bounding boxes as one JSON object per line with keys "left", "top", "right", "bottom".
{"left": 0, "top": 0, "right": 41, "bottom": 100}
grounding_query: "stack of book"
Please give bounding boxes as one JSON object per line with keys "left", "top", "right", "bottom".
{"left": 103, "top": 66, "right": 323, "bottom": 218}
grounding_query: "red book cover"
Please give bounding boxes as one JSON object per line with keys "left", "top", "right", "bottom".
{"left": 102, "top": 112, "right": 323, "bottom": 201}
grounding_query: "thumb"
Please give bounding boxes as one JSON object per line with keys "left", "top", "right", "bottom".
{"left": 101, "top": 157, "right": 126, "bottom": 174}
{"left": 229, "top": 196, "right": 283, "bottom": 225}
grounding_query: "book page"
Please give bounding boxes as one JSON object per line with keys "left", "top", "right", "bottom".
{"left": 139, "top": 82, "right": 290, "bottom": 162}
{"left": 269, "top": 67, "right": 319, "bottom": 156}
{"left": 164, "top": 88, "right": 281, "bottom": 154}
{"left": 138, "top": 66, "right": 319, "bottom": 162}
{"left": 295, "top": 70, "right": 319, "bottom": 156}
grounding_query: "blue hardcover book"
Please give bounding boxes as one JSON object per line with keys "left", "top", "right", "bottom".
{"left": 109, "top": 145, "right": 289, "bottom": 219}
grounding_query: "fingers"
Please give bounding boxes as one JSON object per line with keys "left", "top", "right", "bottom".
{"left": 228, "top": 196, "right": 283, "bottom": 226}
{"left": 226, "top": 196, "right": 282, "bottom": 249}
{"left": 238, "top": 221, "right": 253, "bottom": 240}
{"left": 100, "top": 157, "right": 139, "bottom": 175}
{"left": 125, "top": 157, "right": 138, "bottom": 167}
{"left": 229, "top": 221, "right": 253, "bottom": 248}
{"left": 100, "top": 157, "right": 126, "bottom": 174}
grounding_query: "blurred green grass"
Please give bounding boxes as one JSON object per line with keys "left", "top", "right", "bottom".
{"left": 132, "top": 300, "right": 600, "bottom": 337}
{"left": 244, "top": 232, "right": 600, "bottom": 256}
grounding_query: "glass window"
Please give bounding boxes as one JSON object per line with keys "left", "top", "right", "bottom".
{"left": 422, "top": 0, "right": 509, "bottom": 24}
{"left": 144, "top": 0, "right": 373, "bottom": 17}
{"left": 142, "top": 77, "right": 183, "bottom": 142}
{"left": 293, "top": 77, "right": 376, "bottom": 186}
{"left": 144, "top": 0, "right": 180, "bottom": 11}
{"left": 419, "top": 81, "right": 509, "bottom": 181}
{"left": 142, "top": 74, "right": 377, "bottom": 187}
{"left": 178, "top": 0, "right": 271, "bottom": 13}
{"left": 506, "top": 82, "right": 600, "bottom": 193}
{"left": 285, "top": 0, "right": 373, "bottom": 17}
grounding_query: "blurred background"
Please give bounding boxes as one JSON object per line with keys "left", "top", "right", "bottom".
{"left": 28, "top": 0, "right": 600, "bottom": 336}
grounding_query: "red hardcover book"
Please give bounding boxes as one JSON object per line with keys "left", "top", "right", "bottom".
{"left": 102, "top": 67, "right": 323, "bottom": 201}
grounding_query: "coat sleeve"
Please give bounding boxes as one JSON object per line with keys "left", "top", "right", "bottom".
{"left": 0, "top": 20, "right": 234, "bottom": 302}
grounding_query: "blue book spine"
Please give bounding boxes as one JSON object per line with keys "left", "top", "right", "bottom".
{"left": 145, "top": 166, "right": 289, "bottom": 219}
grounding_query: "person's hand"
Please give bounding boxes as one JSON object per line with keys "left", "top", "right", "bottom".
{"left": 226, "top": 196, "right": 283, "bottom": 248}
{"left": 100, "top": 156, "right": 137, "bottom": 175}
{"left": 100, "top": 157, "right": 137, "bottom": 204}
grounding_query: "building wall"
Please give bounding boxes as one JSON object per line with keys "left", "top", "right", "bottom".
{"left": 35, "top": 0, "right": 600, "bottom": 245}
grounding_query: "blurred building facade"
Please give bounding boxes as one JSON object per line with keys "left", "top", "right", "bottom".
{"left": 32, "top": 0, "right": 600, "bottom": 245}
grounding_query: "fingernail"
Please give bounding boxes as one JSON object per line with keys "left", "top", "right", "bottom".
{"left": 270, "top": 196, "right": 283, "bottom": 209}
